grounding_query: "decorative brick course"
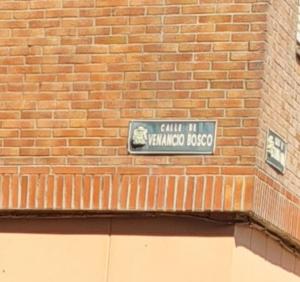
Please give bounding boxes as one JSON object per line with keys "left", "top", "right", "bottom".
{"left": 253, "top": 172, "right": 300, "bottom": 244}
{"left": 0, "top": 171, "right": 253, "bottom": 212}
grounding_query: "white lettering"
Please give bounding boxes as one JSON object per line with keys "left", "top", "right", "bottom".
{"left": 187, "top": 133, "right": 214, "bottom": 147}
{"left": 148, "top": 134, "right": 156, "bottom": 146}
{"left": 202, "top": 135, "right": 207, "bottom": 146}
{"left": 179, "top": 134, "right": 184, "bottom": 146}
{"left": 148, "top": 133, "right": 185, "bottom": 147}
{"left": 187, "top": 134, "right": 196, "bottom": 146}
{"left": 178, "top": 124, "right": 182, "bottom": 132}
{"left": 207, "top": 134, "right": 213, "bottom": 146}
{"left": 188, "top": 123, "right": 197, "bottom": 132}
{"left": 167, "top": 134, "right": 173, "bottom": 146}
{"left": 161, "top": 123, "right": 183, "bottom": 133}
{"left": 156, "top": 134, "right": 162, "bottom": 146}
{"left": 161, "top": 134, "right": 167, "bottom": 146}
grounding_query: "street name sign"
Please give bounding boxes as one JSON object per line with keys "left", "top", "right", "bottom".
{"left": 128, "top": 120, "right": 216, "bottom": 155}
{"left": 265, "top": 129, "right": 287, "bottom": 174}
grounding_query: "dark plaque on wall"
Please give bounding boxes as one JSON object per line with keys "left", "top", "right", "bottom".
{"left": 128, "top": 120, "right": 216, "bottom": 155}
{"left": 265, "top": 130, "right": 287, "bottom": 174}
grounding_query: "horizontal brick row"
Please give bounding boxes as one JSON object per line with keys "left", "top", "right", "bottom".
{"left": 0, "top": 166, "right": 256, "bottom": 176}
{"left": 0, "top": 173, "right": 253, "bottom": 212}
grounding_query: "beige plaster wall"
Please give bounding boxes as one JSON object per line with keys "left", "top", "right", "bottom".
{"left": 0, "top": 218, "right": 298, "bottom": 282}
{"left": 0, "top": 219, "right": 111, "bottom": 282}
{"left": 107, "top": 218, "right": 234, "bottom": 282}
{"left": 0, "top": 217, "right": 234, "bottom": 282}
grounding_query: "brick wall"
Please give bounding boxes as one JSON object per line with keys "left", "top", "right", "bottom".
{"left": 257, "top": 0, "right": 300, "bottom": 196}
{"left": 0, "top": 0, "right": 265, "bottom": 170}
{"left": 252, "top": 0, "right": 300, "bottom": 243}
{"left": 0, "top": 0, "right": 298, "bottom": 245}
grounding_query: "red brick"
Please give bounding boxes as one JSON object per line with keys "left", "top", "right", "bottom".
{"left": 83, "top": 176, "right": 91, "bottom": 209}
{"left": 20, "top": 176, "right": 28, "bottom": 209}
{"left": 224, "top": 176, "right": 233, "bottom": 210}
{"left": 185, "top": 177, "right": 194, "bottom": 211}
{"left": 20, "top": 167, "right": 49, "bottom": 174}
{"left": 166, "top": 176, "right": 176, "bottom": 211}
{"left": 147, "top": 176, "right": 157, "bottom": 210}
{"left": 204, "top": 176, "right": 213, "bottom": 210}
{"left": 74, "top": 175, "right": 82, "bottom": 209}
{"left": 11, "top": 175, "right": 19, "bottom": 209}
{"left": 0, "top": 167, "right": 17, "bottom": 173}
{"left": 187, "top": 167, "right": 220, "bottom": 175}
{"left": 92, "top": 176, "right": 100, "bottom": 209}
{"left": 213, "top": 176, "right": 223, "bottom": 211}
{"left": 64, "top": 175, "right": 72, "bottom": 209}
{"left": 96, "top": 0, "right": 128, "bottom": 7}
{"left": 2, "top": 176, "right": 10, "bottom": 209}
{"left": 129, "top": 176, "right": 138, "bottom": 210}
{"left": 233, "top": 14, "right": 267, "bottom": 23}
{"left": 136, "top": 176, "right": 146, "bottom": 210}
{"left": 101, "top": 176, "right": 110, "bottom": 210}
{"left": 194, "top": 176, "right": 204, "bottom": 210}
{"left": 156, "top": 176, "right": 166, "bottom": 210}
{"left": 175, "top": 177, "right": 185, "bottom": 210}
{"left": 244, "top": 176, "right": 254, "bottom": 211}
{"left": 233, "top": 176, "right": 243, "bottom": 211}
{"left": 118, "top": 167, "right": 149, "bottom": 175}
{"left": 221, "top": 167, "right": 255, "bottom": 175}
{"left": 119, "top": 175, "right": 129, "bottom": 209}
{"left": 56, "top": 176, "right": 63, "bottom": 209}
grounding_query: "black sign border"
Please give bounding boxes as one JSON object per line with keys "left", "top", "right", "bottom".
{"left": 265, "top": 129, "right": 287, "bottom": 174}
{"left": 128, "top": 120, "right": 217, "bottom": 155}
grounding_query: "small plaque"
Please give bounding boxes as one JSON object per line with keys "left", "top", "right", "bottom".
{"left": 128, "top": 120, "right": 216, "bottom": 155}
{"left": 266, "top": 130, "right": 287, "bottom": 173}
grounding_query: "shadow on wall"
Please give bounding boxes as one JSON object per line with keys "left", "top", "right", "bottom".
{"left": 234, "top": 224, "right": 300, "bottom": 280}
{"left": 0, "top": 216, "right": 234, "bottom": 236}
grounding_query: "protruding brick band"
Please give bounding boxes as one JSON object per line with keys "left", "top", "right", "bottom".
{"left": 0, "top": 168, "right": 299, "bottom": 244}
{"left": 0, "top": 172, "right": 253, "bottom": 213}
{"left": 253, "top": 175, "right": 300, "bottom": 243}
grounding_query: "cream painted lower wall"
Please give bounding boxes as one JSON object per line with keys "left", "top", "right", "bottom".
{"left": 232, "top": 225, "right": 300, "bottom": 282}
{"left": 107, "top": 218, "right": 234, "bottom": 282}
{"left": 0, "top": 218, "right": 297, "bottom": 282}
{"left": 0, "top": 219, "right": 111, "bottom": 282}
